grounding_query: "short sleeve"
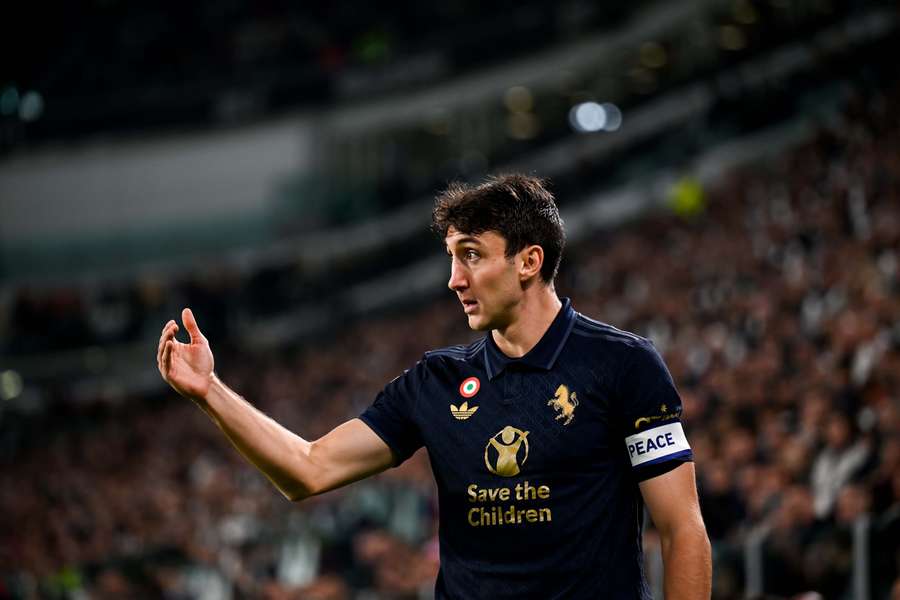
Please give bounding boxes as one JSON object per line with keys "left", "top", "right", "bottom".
{"left": 359, "top": 360, "right": 426, "bottom": 466}
{"left": 615, "top": 339, "right": 693, "bottom": 481}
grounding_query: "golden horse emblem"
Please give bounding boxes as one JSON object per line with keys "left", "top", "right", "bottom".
{"left": 548, "top": 384, "right": 578, "bottom": 426}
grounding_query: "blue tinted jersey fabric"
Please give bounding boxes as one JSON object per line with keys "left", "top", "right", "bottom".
{"left": 359, "top": 298, "right": 693, "bottom": 600}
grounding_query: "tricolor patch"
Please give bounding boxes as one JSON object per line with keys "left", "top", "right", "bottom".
{"left": 459, "top": 377, "right": 480, "bottom": 398}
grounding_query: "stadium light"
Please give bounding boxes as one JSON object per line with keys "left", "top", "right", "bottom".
{"left": 602, "top": 103, "right": 622, "bottom": 131}
{"left": 19, "top": 91, "right": 44, "bottom": 122}
{"left": 0, "top": 370, "right": 23, "bottom": 401}
{"left": 504, "top": 86, "right": 534, "bottom": 113}
{"left": 568, "top": 102, "right": 622, "bottom": 133}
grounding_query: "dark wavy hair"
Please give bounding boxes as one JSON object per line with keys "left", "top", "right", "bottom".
{"left": 431, "top": 173, "right": 565, "bottom": 284}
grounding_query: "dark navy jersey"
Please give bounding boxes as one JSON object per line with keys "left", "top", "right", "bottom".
{"left": 359, "top": 298, "right": 693, "bottom": 600}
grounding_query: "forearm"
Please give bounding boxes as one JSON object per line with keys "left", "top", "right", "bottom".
{"left": 660, "top": 523, "right": 711, "bottom": 600}
{"left": 196, "top": 374, "right": 320, "bottom": 501}
{"left": 159, "top": 312, "right": 390, "bottom": 499}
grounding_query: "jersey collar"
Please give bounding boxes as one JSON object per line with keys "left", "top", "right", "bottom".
{"left": 483, "top": 297, "right": 577, "bottom": 380}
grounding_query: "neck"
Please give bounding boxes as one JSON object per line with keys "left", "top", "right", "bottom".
{"left": 491, "top": 285, "right": 562, "bottom": 358}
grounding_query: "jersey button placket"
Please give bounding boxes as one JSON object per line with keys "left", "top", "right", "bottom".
{"left": 501, "top": 368, "right": 522, "bottom": 405}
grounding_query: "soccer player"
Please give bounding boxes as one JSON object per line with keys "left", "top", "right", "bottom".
{"left": 158, "top": 174, "right": 711, "bottom": 599}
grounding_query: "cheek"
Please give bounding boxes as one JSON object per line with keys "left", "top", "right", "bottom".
{"left": 487, "top": 269, "right": 521, "bottom": 301}
{"left": 471, "top": 259, "right": 519, "bottom": 298}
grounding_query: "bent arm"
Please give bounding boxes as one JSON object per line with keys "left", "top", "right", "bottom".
{"left": 198, "top": 374, "right": 395, "bottom": 501}
{"left": 639, "top": 462, "right": 711, "bottom": 600}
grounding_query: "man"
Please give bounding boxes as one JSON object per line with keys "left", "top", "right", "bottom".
{"left": 158, "top": 174, "right": 711, "bottom": 599}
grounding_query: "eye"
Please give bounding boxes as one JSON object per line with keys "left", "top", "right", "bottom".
{"left": 464, "top": 249, "right": 479, "bottom": 261}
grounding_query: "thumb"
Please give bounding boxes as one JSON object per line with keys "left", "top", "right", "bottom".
{"left": 182, "top": 308, "right": 205, "bottom": 343}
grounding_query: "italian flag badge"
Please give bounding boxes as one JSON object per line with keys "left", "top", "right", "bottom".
{"left": 459, "top": 377, "right": 480, "bottom": 398}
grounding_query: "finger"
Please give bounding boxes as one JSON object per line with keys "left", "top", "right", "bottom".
{"left": 158, "top": 320, "right": 176, "bottom": 343}
{"left": 158, "top": 321, "right": 178, "bottom": 354}
{"left": 162, "top": 340, "right": 174, "bottom": 375}
{"left": 182, "top": 308, "right": 205, "bottom": 344}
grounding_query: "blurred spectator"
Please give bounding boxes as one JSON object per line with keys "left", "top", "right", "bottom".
{"left": 2, "top": 78, "right": 900, "bottom": 599}
{"left": 810, "top": 413, "right": 872, "bottom": 518}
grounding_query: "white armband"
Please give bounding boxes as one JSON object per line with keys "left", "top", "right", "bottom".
{"left": 625, "top": 422, "right": 691, "bottom": 467}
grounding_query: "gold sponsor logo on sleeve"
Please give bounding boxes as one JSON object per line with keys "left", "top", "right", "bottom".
{"left": 633, "top": 404, "right": 681, "bottom": 430}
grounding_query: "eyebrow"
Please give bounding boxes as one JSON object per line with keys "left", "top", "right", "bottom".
{"left": 446, "top": 235, "right": 482, "bottom": 247}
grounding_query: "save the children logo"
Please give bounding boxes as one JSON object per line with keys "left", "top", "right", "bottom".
{"left": 484, "top": 426, "right": 530, "bottom": 477}
{"left": 470, "top": 428, "right": 551, "bottom": 527}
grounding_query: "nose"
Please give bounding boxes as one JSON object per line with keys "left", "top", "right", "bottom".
{"left": 448, "top": 258, "right": 468, "bottom": 292}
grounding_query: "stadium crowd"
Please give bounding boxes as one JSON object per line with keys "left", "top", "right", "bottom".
{"left": 2, "top": 84, "right": 900, "bottom": 599}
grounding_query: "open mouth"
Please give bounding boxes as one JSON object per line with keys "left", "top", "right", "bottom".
{"left": 462, "top": 299, "right": 478, "bottom": 313}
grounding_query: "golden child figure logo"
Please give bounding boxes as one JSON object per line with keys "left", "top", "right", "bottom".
{"left": 484, "top": 426, "right": 530, "bottom": 476}
{"left": 547, "top": 384, "right": 578, "bottom": 426}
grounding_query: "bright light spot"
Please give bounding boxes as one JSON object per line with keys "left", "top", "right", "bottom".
{"left": 0, "top": 370, "right": 23, "bottom": 401}
{"left": 668, "top": 176, "right": 706, "bottom": 217}
{"left": 504, "top": 86, "right": 534, "bottom": 113}
{"left": 569, "top": 102, "right": 622, "bottom": 133}
{"left": 569, "top": 102, "right": 605, "bottom": 132}
{"left": 19, "top": 91, "right": 44, "bottom": 122}
{"left": 0, "top": 87, "right": 19, "bottom": 116}
{"left": 601, "top": 103, "right": 622, "bottom": 131}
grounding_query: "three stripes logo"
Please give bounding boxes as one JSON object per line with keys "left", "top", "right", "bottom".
{"left": 452, "top": 377, "right": 481, "bottom": 420}
{"left": 450, "top": 401, "right": 479, "bottom": 420}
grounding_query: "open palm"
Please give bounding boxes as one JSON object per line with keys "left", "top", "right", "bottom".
{"left": 158, "top": 308, "right": 215, "bottom": 400}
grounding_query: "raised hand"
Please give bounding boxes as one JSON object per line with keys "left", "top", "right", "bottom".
{"left": 157, "top": 308, "right": 215, "bottom": 400}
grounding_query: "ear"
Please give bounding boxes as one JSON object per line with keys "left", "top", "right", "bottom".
{"left": 518, "top": 245, "right": 544, "bottom": 282}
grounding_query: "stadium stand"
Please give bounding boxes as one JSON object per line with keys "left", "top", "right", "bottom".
{"left": 1, "top": 1, "right": 899, "bottom": 598}
{"left": 1, "top": 78, "right": 899, "bottom": 598}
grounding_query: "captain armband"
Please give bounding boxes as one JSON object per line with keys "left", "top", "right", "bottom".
{"left": 624, "top": 422, "right": 691, "bottom": 467}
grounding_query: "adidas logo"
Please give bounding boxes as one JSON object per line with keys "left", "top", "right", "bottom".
{"left": 450, "top": 401, "right": 479, "bottom": 420}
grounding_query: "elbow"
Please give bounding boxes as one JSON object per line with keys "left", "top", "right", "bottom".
{"left": 282, "top": 443, "right": 329, "bottom": 502}
{"left": 281, "top": 479, "right": 320, "bottom": 502}
{"left": 661, "top": 520, "right": 710, "bottom": 557}
{"left": 280, "top": 473, "right": 325, "bottom": 502}
{"left": 691, "top": 520, "right": 711, "bottom": 554}
{"left": 282, "top": 486, "right": 309, "bottom": 503}
{"left": 693, "top": 529, "right": 712, "bottom": 560}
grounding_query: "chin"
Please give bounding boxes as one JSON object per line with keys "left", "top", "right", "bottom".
{"left": 466, "top": 314, "right": 492, "bottom": 331}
